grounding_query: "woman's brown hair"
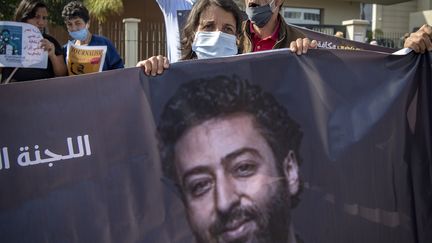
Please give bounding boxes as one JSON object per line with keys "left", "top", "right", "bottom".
{"left": 180, "top": 0, "right": 242, "bottom": 60}
{"left": 14, "top": 0, "right": 47, "bottom": 23}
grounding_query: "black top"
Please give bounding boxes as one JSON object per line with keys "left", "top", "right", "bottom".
{"left": 1, "top": 33, "right": 63, "bottom": 83}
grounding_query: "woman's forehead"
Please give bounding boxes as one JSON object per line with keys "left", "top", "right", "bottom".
{"left": 199, "top": 4, "right": 236, "bottom": 25}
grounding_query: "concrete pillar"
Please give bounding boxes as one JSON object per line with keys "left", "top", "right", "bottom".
{"left": 372, "top": 4, "right": 383, "bottom": 36}
{"left": 123, "top": 18, "right": 141, "bottom": 68}
{"left": 342, "top": 19, "right": 370, "bottom": 43}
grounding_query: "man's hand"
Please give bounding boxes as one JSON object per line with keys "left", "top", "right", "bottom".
{"left": 404, "top": 24, "right": 432, "bottom": 53}
{"left": 290, "top": 38, "right": 318, "bottom": 55}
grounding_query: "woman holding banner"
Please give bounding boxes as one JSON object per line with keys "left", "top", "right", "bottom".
{"left": 137, "top": 0, "right": 242, "bottom": 76}
{"left": 137, "top": 0, "right": 315, "bottom": 76}
{"left": 0, "top": 0, "right": 67, "bottom": 83}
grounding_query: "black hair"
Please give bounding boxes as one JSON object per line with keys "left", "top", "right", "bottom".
{"left": 180, "top": 0, "right": 242, "bottom": 60}
{"left": 157, "top": 76, "right": 303, "bottom": 201}
{"left": 14, "top": 0, "right": 47, "bottom": 22}
{"left": 62, "top": 1, "right": 90, "bottom": 23}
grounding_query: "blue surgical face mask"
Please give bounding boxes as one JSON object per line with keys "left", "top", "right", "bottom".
{"left": 192, "top": 31, "right": 238, "bottom": 59}
{"left": 69, "top": 28, "right": 88, "bottom": 41}
{"left": 246, "top": 0, "right": 277, "bottom": 28}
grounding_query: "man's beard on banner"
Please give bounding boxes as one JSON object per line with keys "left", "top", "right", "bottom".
{"left": 191, "top": 177, "right": 293, "bottom": 243}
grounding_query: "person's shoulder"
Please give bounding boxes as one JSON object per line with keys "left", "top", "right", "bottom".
{"left": 91, "top": 34, "right": 108, "bottom": 42}
{"left": 91, "top": 34, "right": 115, "bottom": 45}
{"left": 281, "top": 18, "right": 306, "bottom": 38}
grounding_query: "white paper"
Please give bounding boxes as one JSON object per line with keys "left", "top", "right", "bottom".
{"left": 66, "top": 42, "right": 107, "bottom": 75}
{"left": 0, "top": 21, "right": 48, "bottom": 69}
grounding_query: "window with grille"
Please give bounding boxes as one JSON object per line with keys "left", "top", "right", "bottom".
{"left": 282, "top": 7, "right": 321, "bottom": 25}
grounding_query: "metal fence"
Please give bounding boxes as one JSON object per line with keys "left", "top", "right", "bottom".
{"left": 89, "top": 20, "right": 167, "bottom": 61}
{"left": 374, "top": 32, "right": 406, "bottom": 49}
{"left": 49, "top": 20, "right": 167, "bottom": 62}
{"left": 138, "top": 22, "right": 166, "bottom": 61}
{"left": 50, "top": 20, "right": 406, "bottom": 60}
{"left": 296, "top": 24, "right": 346, "bottom": 36}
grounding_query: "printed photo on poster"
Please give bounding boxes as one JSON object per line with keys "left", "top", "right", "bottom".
{"left": 0, "top": 26, "right": 21, "bottom": 56}
{"left": 0, "top": 21, "right": 47, "bottom": 69}
{"left": 66, "top": 42, "right": 107, "bottom": 75}
{"left": 157, "top": 76, "right": 303, "bottom": 243}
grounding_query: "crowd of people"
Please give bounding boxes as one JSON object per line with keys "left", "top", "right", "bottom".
{"left": 0, "top": 0, "right": 124, "bottom": 83}
{"left": 138, "top": 0, "right": 432, "bottom": 76}
{"left": 1, "top": 0, "right": 431, "bottom": 81}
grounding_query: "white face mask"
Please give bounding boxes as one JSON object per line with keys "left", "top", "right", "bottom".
{"left": 191, "top": 31, "right": 238, "bottom": 59}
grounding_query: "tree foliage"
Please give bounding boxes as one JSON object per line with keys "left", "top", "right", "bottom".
{"left": 0, "top": 0, "right": 22, "bottom": 21}
{"left": 84, "top": 0, "right": 123, "bottom": 23}
{"left": 0, "top": 0, "right": 123, "bottom": 30}
{"left": 0, "top": 0, "right": 72, "bottom": 26}
{"left": 84, "top": 0, "right": 123, "bottom": 35}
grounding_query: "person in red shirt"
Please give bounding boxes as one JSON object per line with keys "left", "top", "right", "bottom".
{"left": 137, "top": 0, "right": 314, "bottom": 76}
{"left": 137, "top": 0, "right": 243, "bottom": 76}
{"left": 240, "top": 0, "right": 317, "bottom": 55}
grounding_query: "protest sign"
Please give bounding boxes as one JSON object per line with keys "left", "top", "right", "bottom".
{"left": 0, "top": 49, "right": 430, "bottom": 243}
{"left": 66, "top": 42, "right": 107, "bottom": 75}
{"left": 0, "top": 21, "right": 48, "bottom": 69}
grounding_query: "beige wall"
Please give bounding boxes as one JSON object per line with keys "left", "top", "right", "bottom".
{"left": 417, "top": 0, "right": 432, "bottom": 10}
{"left": 410, "top": 10, "right": 432, "bottom": 30}
{"left": 373, "top": 1, "right": 417, "bottom": 33}
{"left": 372, "top": 0, "right": 432, "bottom": 34}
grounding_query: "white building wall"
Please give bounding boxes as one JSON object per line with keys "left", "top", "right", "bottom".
{"left": 417, "top": 0, "right": 432, "bottom": 10}
{"left": 410, "top": 10, "right": 432, "bottom": 30}
{"left": 285, "top": 0, "right": 360, "bottom": 25}
{"left": 373, "top": 1, "right": 417, "bottom": 33}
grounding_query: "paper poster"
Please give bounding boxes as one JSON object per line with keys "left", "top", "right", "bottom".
{"left": 66, "top": 42, "right": 107, "bottom": 75}
{"left": 0, "top": 21, "right": 48, "bottom": 69}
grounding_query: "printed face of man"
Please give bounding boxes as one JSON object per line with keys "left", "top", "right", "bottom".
{"left": 174, "top": 113, "right": 299, "bottom": 243}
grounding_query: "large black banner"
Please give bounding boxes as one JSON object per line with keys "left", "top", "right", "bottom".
{"left": 293, "top": 24, "right": 396, "bottom": 52}
{"left": 0, "top": 49, "right": 430, "bottom": 243}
